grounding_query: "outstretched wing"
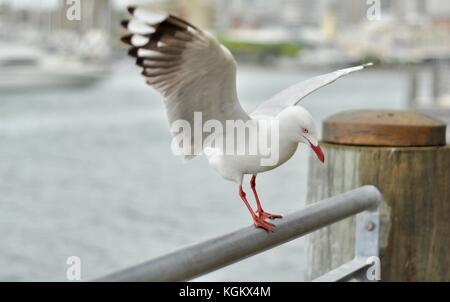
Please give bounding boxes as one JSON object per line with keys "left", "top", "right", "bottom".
{"left": 251, "top": 63, "right": 373, "bottom": 117}
{"left": 121, "top": 7, "right": 249, "bottom": 159}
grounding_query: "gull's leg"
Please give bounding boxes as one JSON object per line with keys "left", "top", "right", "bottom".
{"left": 239, "top": 185, "right": 274, "bottom": 232}
{"left": 250, "top": 175, "right": 283, "bottom": 220}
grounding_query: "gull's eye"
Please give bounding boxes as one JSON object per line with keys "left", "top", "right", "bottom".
{"left": 302, "top": 128, "right": 309, "bottom": 134}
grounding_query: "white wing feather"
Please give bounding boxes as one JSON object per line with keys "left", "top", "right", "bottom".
{"left": 251, "top": 63, "right": 373, "bottom": 117}
{"left": 122, "top": 7, "right": 249, "bottom": 159}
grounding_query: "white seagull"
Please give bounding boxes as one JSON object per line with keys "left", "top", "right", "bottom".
{"left": 121, "top": 7, "right": 372, "bottom": 232}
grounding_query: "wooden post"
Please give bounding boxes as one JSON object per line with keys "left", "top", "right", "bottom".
{"left": 305, "top": 110, "right": 450, "bottom": 281}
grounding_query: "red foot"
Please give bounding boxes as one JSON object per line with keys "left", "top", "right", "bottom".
{"left": 257, "top": 210, "right": 283, "bottom": 220}
{"left": 253, "top": 216, "right": 275, "bottom": 232}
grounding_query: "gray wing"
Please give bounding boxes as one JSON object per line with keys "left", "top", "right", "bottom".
{"left": 121, "top": 7, "right": 249, "bottom": 159}
{"left": 251, "top": 63, "right": 373, "bottom": 117}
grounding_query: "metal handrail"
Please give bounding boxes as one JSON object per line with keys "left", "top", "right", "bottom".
{"left": 93, "top": 185, "right": 382, "bottom": 282}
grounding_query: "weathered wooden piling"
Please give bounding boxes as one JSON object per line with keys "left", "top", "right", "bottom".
{"left": 306, "top": 110, "right": 450, "bottom": 281}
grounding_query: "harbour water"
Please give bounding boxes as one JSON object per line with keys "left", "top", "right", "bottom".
{"left": 0, "top": 62, "right": 407, "bottom": 281}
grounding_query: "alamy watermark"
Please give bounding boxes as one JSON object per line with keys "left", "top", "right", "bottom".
{"left": 366, "top": 256, "right": 381, "bottom": 281}
{"left": 170, "top": 112, "right": 280, "bottom": 166}
{"left": 66, "top": 256, "right": 81, "bottom": 281}
{"left": 366, "top": 0, "right": 382, "bottom": 21}
{"left": 66, "top": 0, "right": 81, "bottom": 21}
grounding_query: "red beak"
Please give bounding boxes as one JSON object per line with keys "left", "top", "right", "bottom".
{"left": 309, "top": 141, "right": 325, "bottom": 163}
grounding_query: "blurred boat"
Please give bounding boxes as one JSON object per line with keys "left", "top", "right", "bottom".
{"left": 0, "top": 44, "right": 109, "bottom": 92}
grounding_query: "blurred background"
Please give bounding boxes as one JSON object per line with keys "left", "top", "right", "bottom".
{"left": 0, "top": 0, "right": 449, "bottom": 281}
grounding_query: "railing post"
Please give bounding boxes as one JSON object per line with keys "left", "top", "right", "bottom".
{"left": 306, "top": 110, "right": 450, "bottom": 281}
{"left": 313, "top": 206, "right": 381, "bottom": 282}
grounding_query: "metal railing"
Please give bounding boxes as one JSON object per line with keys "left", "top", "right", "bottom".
{"left": 93, "top": 185, "right": 382, "bottom": 282}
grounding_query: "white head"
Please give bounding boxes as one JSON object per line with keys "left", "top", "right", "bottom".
{"left": 278, "top": 106, "right": 325, "bottom": 163}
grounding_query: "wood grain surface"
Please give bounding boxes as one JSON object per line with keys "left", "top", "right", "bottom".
{"left": 322, "top": 110, "right": 447, "bottom": 146}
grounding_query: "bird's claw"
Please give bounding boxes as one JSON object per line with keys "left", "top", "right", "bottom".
{"left": 253, "top": 216, "right": 275, "bottom": 232}
{"left": 257, "top": 210, "right": 283, "bottom": 220}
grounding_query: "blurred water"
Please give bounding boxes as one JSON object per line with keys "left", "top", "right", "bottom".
{"left": 0, "top": 62, "right": 408, "bottom": 281}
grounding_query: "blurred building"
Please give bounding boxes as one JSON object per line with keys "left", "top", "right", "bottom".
{"left": 134, "top": 0, "right": 215, "bottom": 30}
{"left": 280, "top": 0, "right": 321, "bottom": 27}
{"left": 1, "top": 0, "right": 449, "bottom": 65}
{"left": 214, "top": 0, "right": 279, "bottom": 30}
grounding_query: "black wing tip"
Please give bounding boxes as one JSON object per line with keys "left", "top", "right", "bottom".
{"left": 128, "top": 47, "right": 139, "bottom": 58}
{"left": 127, "top": 6, "right": 136, "bottom": 15}
{"left": 121, "top": 34, "right": 132, "bottom": 46}
{"left": 136, "top": 58, "right": 145, "bottom": 67}
{"left": 120, "top": 19, "right": 129, "bottom": 29}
